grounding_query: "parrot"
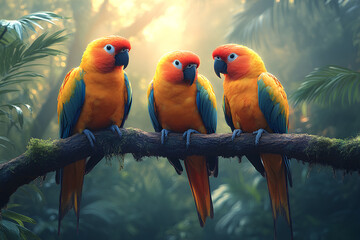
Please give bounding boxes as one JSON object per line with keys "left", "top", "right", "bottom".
{"left": 212, "top": 44, "right": 293, "bottom": 239}
{"left": 56, "top": 36, "right": 132, "bottom": 233}
{"left": 147, "top": 50, "right": 217, "bottom": 227}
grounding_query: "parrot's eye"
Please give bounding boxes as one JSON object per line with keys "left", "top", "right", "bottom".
{"left": 228, "top": 53, "right": 238, "bottom": 62}
{"left": 186, "top": 64, "right": 197, "bottom": 68}
{"left": 120, "top": 48, "right": 129, "bottom": 52}
{"left": 214, "top": 56, "right": 221, "bottom": 61}
{"left": 104, "top": 44, "right": 115, "bottom": 55}
{"left": 172, "top": 60, "right": 182, "bottom": 70}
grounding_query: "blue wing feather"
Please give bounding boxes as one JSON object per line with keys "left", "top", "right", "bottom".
{"left": 148, "top": 82, "right": 162, "bottom": 132}
{"left": 195, "top": 80, "right": 217, "bottom": 134}
{"left": 120, "top": 73, "right": 132, "bottom": 128}
{"left": 195, "top": 77, "right": 218, "bottom": 177}
{"left": 59, "top": 72, "right": 85, "bottom": 139}
{"left": 223, "top": 95, "right": 235, "bottom": 131}
{"left": 258, "top": 73, "right": 292, "bottom": 186}
{"left": 258, "top": 79, "right": 287, "bottom": 134}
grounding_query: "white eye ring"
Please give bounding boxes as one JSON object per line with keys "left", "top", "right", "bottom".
{"left": 227, "top": 53, "right": 238, "bottom": 62}
{"left": 104, "top": 44, "right": 115, "bottom": 55}
{"left": 172, "top": 59, "right": 182, "bottom": 69}
{"left": 214, "top": 56, "right": 221, "bottom": 60}
{"left": 120, "top": 48, "right": 129, "bottom": 52}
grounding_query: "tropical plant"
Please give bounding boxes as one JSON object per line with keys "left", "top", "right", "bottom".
{"left": 0, "top": 205, "right": 39, "bottom": 240}
{"left": 0, "top": 12, "right": 61, "bottom": 45}
{"left": 228, "top": 0, "right": 359, "bottom": 49}
{"left": 0, "top": 12, "right": 66, "bottom": 156}
{"left": 291, "top": 66, "right": 360, "bottom": 106}
{"left": 0, "top": 11, "right": 66, "bottom": 239}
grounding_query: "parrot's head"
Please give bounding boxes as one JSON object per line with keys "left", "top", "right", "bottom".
{"left": 156, "top": 50, "right": 200, "bottom": 86}
{"left": 80, "top": 35, "right": 131, "bottom": 73}
{"left": 212, "top": 44, "right": 266, "bottom": 80}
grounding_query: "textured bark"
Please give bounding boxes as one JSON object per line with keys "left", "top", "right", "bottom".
{"left": 1, "top": 128, "right": 360, "bottom": 208}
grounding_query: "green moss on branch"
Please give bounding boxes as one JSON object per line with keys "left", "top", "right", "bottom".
{"left": 25, "top": 138, "right": 59, "bottom": 162}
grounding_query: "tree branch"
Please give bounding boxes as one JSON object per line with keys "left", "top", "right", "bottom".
{"left": 1, "top": 128, "right": 360, "bottom": 209}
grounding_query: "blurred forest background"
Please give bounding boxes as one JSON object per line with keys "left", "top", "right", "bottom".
{"left": 1, "top": 0, "right": 360, "bottom": 239}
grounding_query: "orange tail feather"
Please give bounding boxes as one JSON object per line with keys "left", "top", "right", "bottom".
{"left": 261, "top": 153, "right": 293, "bottom": 239}
{"left": 58, "top": 159, "right": 86, "bottom": 234}
{"left": 184, "top": 156, "right": 214, "bottom": 227}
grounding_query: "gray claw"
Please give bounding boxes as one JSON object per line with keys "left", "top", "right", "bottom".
{"left": 83, "top": 129, "right": 96, "bottom": 148}
{"left": 231, "top": 129, "right": 243, "bottom": 141}
{"left": 253, "top": 128, "right": 268, "bottom": 145}
{"left": 161, "top": 129, "right": 171, "bottom": 144}
{"left": 182, "top": 129, "right": 200, "bottom": 148}
{"left": 110, "top": 125, "right": 122, "bottom": 138}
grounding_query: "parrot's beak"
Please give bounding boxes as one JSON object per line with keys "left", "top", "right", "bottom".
{"left": 183, "top": 64, "right": 197, "bottom": 86}
{"left": 214, "top": 59, "right": 227, "bottom": 78}
{"left": 115, "top": 50, "right": 129, "bottom": 69}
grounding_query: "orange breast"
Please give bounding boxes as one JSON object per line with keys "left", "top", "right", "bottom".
{"left": 75, "top": 69, "right": 126, "bottom": 132}
{"left": 224, "top": 77, "right": 268, "bottom": 132}
{"left": 154, "top": 79, "right": 206, "bottom": 134}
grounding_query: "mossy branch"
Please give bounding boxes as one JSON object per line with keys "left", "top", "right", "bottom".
{"left": 1, "top": 128, "right": 360, "bottom": 209}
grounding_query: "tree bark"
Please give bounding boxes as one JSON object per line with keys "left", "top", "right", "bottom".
{"left": 1, "top": 128, "right": 360, "bottom": 208}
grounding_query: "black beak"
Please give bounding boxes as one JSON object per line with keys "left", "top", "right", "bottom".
{"left": 214, "top": 58, "right": 227, "bottom": 78}
{"left": 183, "top": 64, "right": 197, "bottom": 86}
{"left": 115, "top": 50, "right": 129, "bottom": 69}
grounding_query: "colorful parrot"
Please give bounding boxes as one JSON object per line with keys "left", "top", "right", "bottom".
{"left": 212, "top": 44, "right": 293, "bottom": 239}
{"left": 147, "top": 50, "right": 217, "bottom": 227}
{"left": 57, "top": 36, "right": 132, "bottom": 233}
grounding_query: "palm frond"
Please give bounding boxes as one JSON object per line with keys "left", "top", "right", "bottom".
{"left": 0, "top": 12, "right": 62, "bottom": 45}
{"left": 227, "top": 0, "right": 274, "bottom": 46}
{"left": 1, "top": 210, "right": 39, "bottom": 240}
{"left": 228, "top": 0, "right": 344, "bottom": 47}
{"left": 0, "top": 30, "right": 67, "bottom": 133}
{"left": 291, "top": 65, "right": 360, "bottom": 106}
{"left": 2, "top": 210, "right": 36, "bottom": 227}
{"left": 0, "top": 30, "right": 67, "bottom": 88}
{"left": 0, "top": 136, "right": 13, "bottom": 150}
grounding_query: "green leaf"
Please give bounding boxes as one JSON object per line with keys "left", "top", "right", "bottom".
{"left": 0, "top": 30, "right": 67, "bottom": 80}
{"left": 291, "top": 65, "right": 360, "bottom": 106}
{"left": 227, "top": 0, "right": 353, "bottom": 48}
{"left": 2, "top": 210, "right": 36, "bottom": 227}
{"left": 22, "top": 104, "right": 32, "bottom": 114}
{"left": 0, "top": 12, "right": 63, "bottom": 45}
{"left": 8, "top": 105, "right": 23, "bottom": 128}
{"left": 0, "top": 220, "right": 21, "bottom": 240}
{"left": 0, "top": 89, "right": 19, "bottom": 96}
{"left": 0, "top": 136, "right": 12, "bottom": 144}
{"left": 18, "top": 225, "right": 40, "bottom": 240}
{"left": 5, "top": 204, "right": 21, "bottom": 209}
{"left": 0, "top": 136, "right": 14, "bottom": 149}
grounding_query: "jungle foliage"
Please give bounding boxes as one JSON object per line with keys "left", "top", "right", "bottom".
{"left": 0, "top": 0, "right": 359, "bottom": 240}
{"left": 0, "top": 11, "right": 66, "bottom": 239}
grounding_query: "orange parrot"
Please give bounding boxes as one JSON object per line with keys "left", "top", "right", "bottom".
{"left": 212, "top": 44, "right": 293, "bottom": 239}
{"left": 147, "top": 50, "right": 217, "bottom": 227}
{"left": 57, "top": 36, "right": 132, "bottom": 233}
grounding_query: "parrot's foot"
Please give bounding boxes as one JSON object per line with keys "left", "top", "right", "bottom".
{"left": 161, "top": 129, "right": 171, "bottom": 144}
{"left": 83, "top": 129, "right": 96, "bottom": 147}
{"left": 253, "top": 128, "right": 268, "bottom": 146}
{"left": 109, "top": 125, "right": 122, "bottom": 138}
{"left": 182, "top": 129, "right": 200, "bottom": 149}
{"left": 231, "top": 129, "right": 243, "bottom": 141}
